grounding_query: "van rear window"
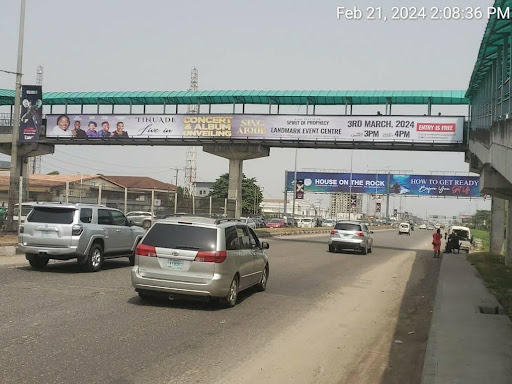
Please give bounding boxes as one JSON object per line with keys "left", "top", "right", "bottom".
{"left": 334, "top": 223, "right": 361, "bottom": 231}
{"left": 27, "top": 207, "right": 75, "bottom": 224}
{"left": 142, "top": 223, "right": 217, "bottom": 251}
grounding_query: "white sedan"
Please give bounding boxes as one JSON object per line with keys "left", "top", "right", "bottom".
{"left": 239, "top": 217, "right": 257, "bottom": 229}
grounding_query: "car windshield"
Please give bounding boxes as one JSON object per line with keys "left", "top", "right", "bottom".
{"left": 142, "top": 223, "right": 217, "bottom": 251}
{"left": 270, "top": 219, "right": 281, "bottom": 223}
{"left": 334, "top": 223, "right": 361, "bottom": 231}
{"left": 27, "top": 207, "right": 75, "bottom": 224}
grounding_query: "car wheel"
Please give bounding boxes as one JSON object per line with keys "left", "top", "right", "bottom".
{"left": 142, "top": 220, "right": 151, "bottom": 230}
{"left": 360, "top": 245, "right": 368, "bottom": 255}
{"left": 256, "top": 265, "right": 269, "bottom": 292}
{"left": 368, "top": 246, "right": 372, "bottom": 254}
{"left": 84, "top": 243, "right": 104, "bottom": 272}
{"left": 221, "top": 276, "right": 239, "bottom": 308}
{"left": 328, "top": 244, "right": 335, "bottom": 253}
{"left": 138, "top": 290, "right": 150, "bottom": 300}
{"left": 28, "top": 254, "right": 49, "bottom": 270}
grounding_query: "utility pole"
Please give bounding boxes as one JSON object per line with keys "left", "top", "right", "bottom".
{"left": 184, "top": 68, "right": 198, "bottom": 197}
{"left": 7, "top": 0, "right": 26, "bottom": 231}
{"left": 348, "top": 149, "right": 353, "bottom": 221}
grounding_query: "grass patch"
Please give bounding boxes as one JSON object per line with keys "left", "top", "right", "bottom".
{"left": 471, "top": 229, "right": 490, "bottom": 251}
{"left": 467, "top": 252, "right": 512, "bottom": 319}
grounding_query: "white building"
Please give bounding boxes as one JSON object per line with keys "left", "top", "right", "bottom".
{"left": 330, "top": 193, "right": 363, "bottom": 220}
{"left": 195, "top": 182, "right": 214, "bottom": 197}
{"left": 260, "top": 199, "right": 328, "bottom": 218}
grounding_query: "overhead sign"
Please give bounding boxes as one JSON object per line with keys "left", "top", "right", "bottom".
{"left": 389, "top": 174, "right": 480, "bottom": 197}
{"left": 19, "top": 85, "right": 43, "bottom": 143}
{"left": 286, "top": 172, "right": 388, "bottom": 194}
{"left": 45, "top": 114, "right": 464, "bottom": 144}
{"left": 285, "top": 172, "right": 481, "bottom": 197}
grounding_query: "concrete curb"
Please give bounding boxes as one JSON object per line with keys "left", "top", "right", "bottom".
{"left": 255, "top": 227, "right": 394, "bottom": 239}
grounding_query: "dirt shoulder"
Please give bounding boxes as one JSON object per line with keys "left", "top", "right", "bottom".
{"left": 215, "top": 238, "right": 436, "bottom": 384}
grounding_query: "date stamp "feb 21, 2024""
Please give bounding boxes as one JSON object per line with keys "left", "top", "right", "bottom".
{"left": 336, "top": 6, "right": 510, "bottom": 22}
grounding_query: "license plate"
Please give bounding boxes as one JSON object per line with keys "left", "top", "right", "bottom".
{"left": 41, "top": 231, "right": 56, "bottom": 238}
{"left": 167, "top": 259, "right": 184, "bottom": 270}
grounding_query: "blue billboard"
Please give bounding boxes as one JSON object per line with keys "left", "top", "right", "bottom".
{"left": 286, "top": 172, "right": 388, "bottom": 194}
{"left": 286, "top": 172, "right": 481, "bottom": 198}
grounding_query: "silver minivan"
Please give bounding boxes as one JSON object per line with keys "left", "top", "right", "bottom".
{"left": 131, "top": 216, "right": 270, "bottom": 307}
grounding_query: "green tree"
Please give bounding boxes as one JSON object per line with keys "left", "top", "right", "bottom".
{"left": 47, "top": 171, "right": 59, "bottom": 175}
{"left": 209, "top": 173, "right": 264, "bottom": 215}
{"left": 472, "top": 209, "right": 491, "bottom": 230}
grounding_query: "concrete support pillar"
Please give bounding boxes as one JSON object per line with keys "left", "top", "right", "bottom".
{"left": 490, "top": 197, "right": 506, "bottom": 254}
{"left": 203, "top": 143, "right": 270, "bottom": 219}
{"left": 228, "top": 158, "right": 243, "bottom": 218}
{"left": 506, "top": 200, "right": 512, "bottom": 266}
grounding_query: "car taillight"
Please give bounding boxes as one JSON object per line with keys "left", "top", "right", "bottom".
{"left": 136, "top": 243, "right": 157, "bottom": 257}
{"left": 330, "top": 230, "right": 337, "bottom": 234}
{"left": 194, "top": 251, "right": 227, "bottom": 263}
{"left": 72, "top": 224, "right": 83, "bottom": 236}
{"left": 355, "top": 232, "right": 365, "bottom": 237}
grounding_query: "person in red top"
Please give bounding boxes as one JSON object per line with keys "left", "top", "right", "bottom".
{"left": 432, "top": 228, "right": 443, "bottom": 258}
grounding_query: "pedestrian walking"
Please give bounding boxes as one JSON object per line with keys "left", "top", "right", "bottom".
{"left": 432, "top": 228, "right": 442, "bottom": 258}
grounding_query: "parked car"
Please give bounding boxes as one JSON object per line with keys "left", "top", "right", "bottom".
{"left": 239, "top": 217, "right": 257, "bottom": 229}
{"left": 252, "top": 217, "right": 266, "bottom": 228}
{"left": 19, "top": 203, "right": 146, "bottom": 271}
{"left": 328, "top": 221, "right": 373, "bottom": 254}
{"left": 13, "top": 202, "right": 37, "bottom": 223}
{"left": 266, "top": 218, "right": 287, "bottom": 228}
{"left": 126, "top": 211, "right": 156, "bottom": 229}
{"left": 131, "top": 216, "right": 270, "bottom": 307}
{"left": 398, "top": 222, "right": 411, "bottom": 235}
{"left": 427, "top": 225, "right": 434, "bottom": 230}
{"left": 419, "top": 224, "right": 427, "bottom": 230}
{"left": 321, "top": 219, "right": 335, "bottom": 227}
{"left": 297, "top": 217, "right": 316, "bottom": 228}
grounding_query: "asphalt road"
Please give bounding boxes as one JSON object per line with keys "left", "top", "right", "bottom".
{"left": 0, "top": 229, "right": 435, "bottom": 384}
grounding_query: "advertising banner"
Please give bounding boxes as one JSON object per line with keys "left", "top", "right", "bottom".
{"left": 388, "top": 174, "right": 480, "bottom": 197}
{"left": 19, "top": 85, "right": 43, "bottom": 143}
{"left": 45, "top": 114, "right": 464, "bottom": 144}
{"left": 295, "top": 179, "right": 304, "bottom": 199}
{"left": 285, "top": 171, "right": 481, "bottom": 197}
{"left": 286, "top": 172, "right": 388, "bottom": 194}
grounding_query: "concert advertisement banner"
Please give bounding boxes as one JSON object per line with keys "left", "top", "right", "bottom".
{"left": 45, "top": 114, "right": 464, "bottom": 144}
{"left": 19, "top": 85, "right": 43, "bottom": 143}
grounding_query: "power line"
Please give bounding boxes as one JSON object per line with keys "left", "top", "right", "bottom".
{"left": 56, "top": 149, "right": 173, "bottom": 170}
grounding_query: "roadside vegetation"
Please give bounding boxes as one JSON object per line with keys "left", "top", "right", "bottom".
{"left": 471, "top": 228, "right": 490, "bottom": 251}
{"left": 468, "top": 252, "right": 512, "bottom": 319}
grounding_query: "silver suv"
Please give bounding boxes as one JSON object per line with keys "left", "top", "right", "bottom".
{"left": 19, "top": 203, "right": 146, "bottom": 272}
{"left": 328, "top": 221, "right": 374, "bottom": 254}
{"left": 131, "top": 216, "right": 270, "bottom": 307}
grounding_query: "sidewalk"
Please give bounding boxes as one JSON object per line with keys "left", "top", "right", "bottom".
{"left": 422, "top": 253, "right": 512, "bottom": 384}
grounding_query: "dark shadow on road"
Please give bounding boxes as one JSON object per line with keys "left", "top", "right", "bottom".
{"left": 127, "top": 284, "right": 260, "bottom": 311}
{"left": 16, "top": 258, "right": 132, "bottom": 274}
{"left": 344, "top": 249, "right": 441, "bottom": 383}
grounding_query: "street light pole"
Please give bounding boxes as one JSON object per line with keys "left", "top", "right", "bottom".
{"left": 291, "top": 148, "right": 298, "bottom": 225}
{"left": 7, "top": 0, "right": 27, "bottom": 231}
{"left": 348, "top": 149, "right": 353, "bottom": 221}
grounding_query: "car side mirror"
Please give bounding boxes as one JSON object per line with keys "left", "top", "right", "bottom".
{"left": 261, "top": 242, "right": 270, "bottom": 249}
{"left": 128, "top": 220, "right": 135, "bottom": 227}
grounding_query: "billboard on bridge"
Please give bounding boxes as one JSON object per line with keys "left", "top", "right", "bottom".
{"left": 285, "top": 172, "right": 480, "bottom": 197}
{"left": 45, "top": 114, "right": 464, "bottom": 143}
